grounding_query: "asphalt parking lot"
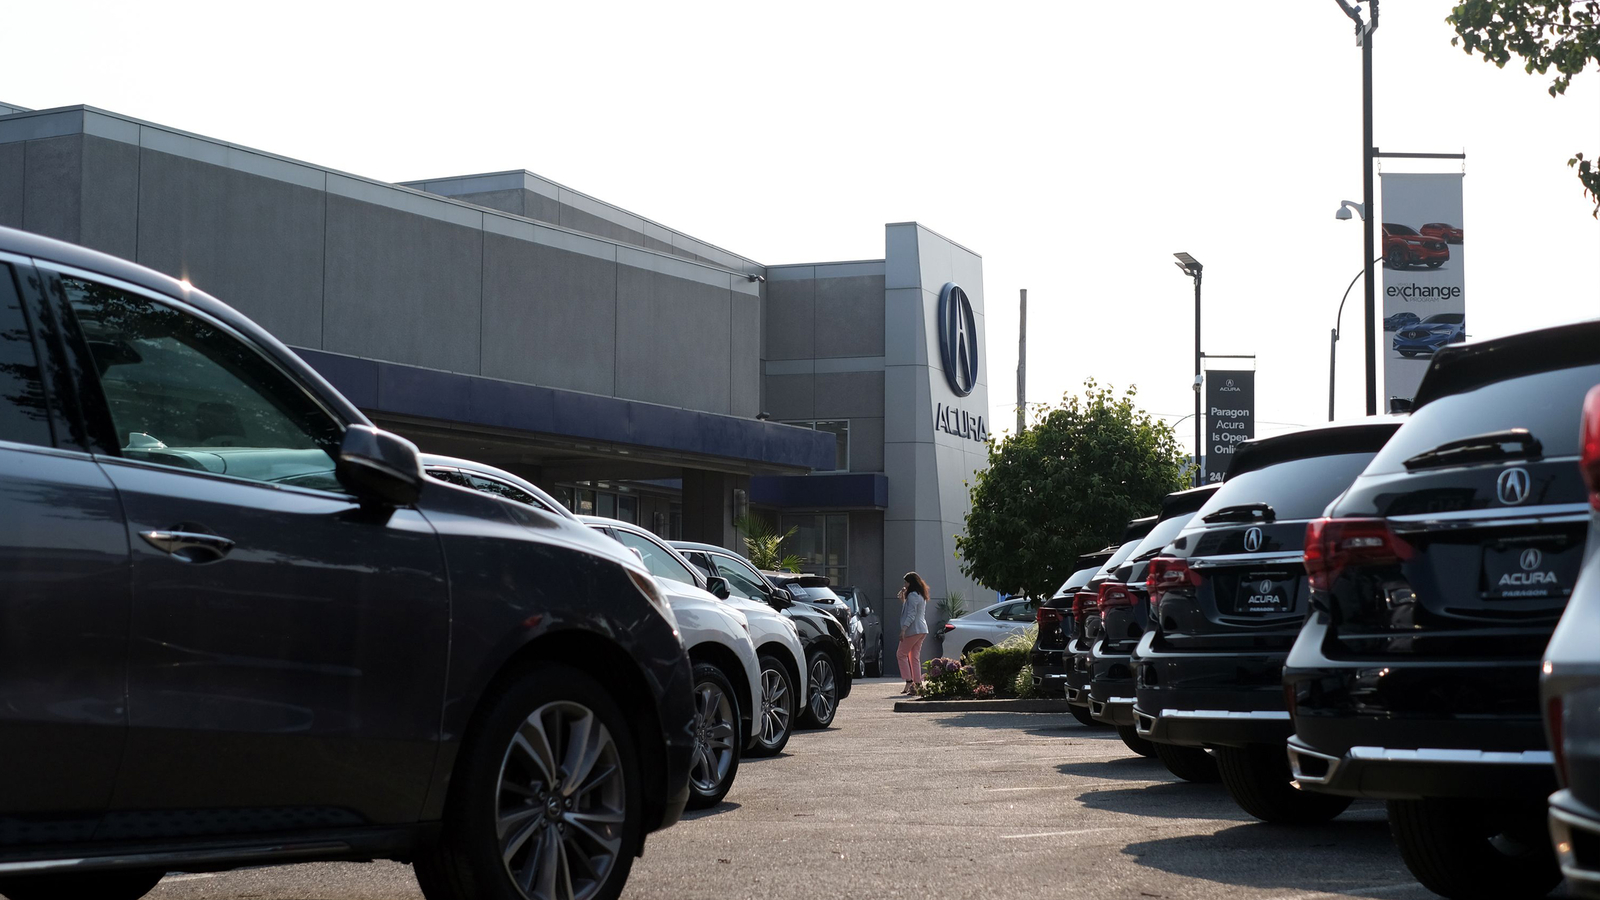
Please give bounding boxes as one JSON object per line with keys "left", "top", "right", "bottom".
{"left": 146, "top": 677, "right": 1549, "bottom": 900}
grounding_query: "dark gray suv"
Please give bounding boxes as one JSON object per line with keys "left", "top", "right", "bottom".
{"left": 0, "top": 226, "right": 693, "bottom": 900}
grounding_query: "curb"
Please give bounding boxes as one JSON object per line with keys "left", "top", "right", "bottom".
{"left": 892, "top": 699, "right": 1075, "bottom": 713}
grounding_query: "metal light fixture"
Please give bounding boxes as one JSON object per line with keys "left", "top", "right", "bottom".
{"left": 1173, "top": 253, "right": 1203, "bottom": 486}
{"left": 1335, "top": 200, "right": 1365, "bottom": 221}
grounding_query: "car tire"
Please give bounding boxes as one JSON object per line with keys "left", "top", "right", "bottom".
{"left": 1426, "top": 260, "right": 1443, "bottom": 268}
{"left": 1387, "top": 797, "right": 1559, "bottom": 900}
{"left": 0, "top": 869, "right": 165, "bottom": 900}
{"left": 1385, "top": 246, "right": 1407, "bottom": 269}
{"left": 1213, "top": 744, "right": 1351, "bottom": 824}
{"left": 799, "top": 650, "right": 840, "bottom": 729}
{"left": 1152, "top": 742, "right": 1220, "bottom": 783}
{"left": 1399, "top": 351, "right": 1417, "bottom": 358}
{"left": 413, "top": 661, "right": 642, "bottom": 900}
{"left": 748, "top": 654, "right": 794, "bottom": 757}
{"left": 962, "top": 640, "right": 993, "bottom": 657}
{"left": 1116, "top": 724, "right": 1157, "bottom": 758}
{"left": 1069, "top": 703, "right": 1103, "bottom": 727}
{"left": 683, "top": 662, "right": 742, "bottom": 809}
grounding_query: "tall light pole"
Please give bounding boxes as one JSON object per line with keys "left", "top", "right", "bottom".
{"left": 1334, "top": 0, "right": 1379, "bottom": 415}
{"left": 1017, "top": 289, "right": 1027, "bottom": 436}
{"left": 1174, "top": 253, "right": 1203, "bottom": 486}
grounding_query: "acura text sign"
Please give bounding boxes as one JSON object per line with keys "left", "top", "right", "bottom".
{"left": 1205, "top": 370, "right": 1254, "bottom": 483}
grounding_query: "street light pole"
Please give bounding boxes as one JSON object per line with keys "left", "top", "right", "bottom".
{"left": 1335, "top": 0, "right": 1379, "bottom": 414}
{"left": 1174, "top": 253, "right": 1203, "bottom": 486}
{"left": 1329, "top": 256, "right": 1384, "bottom": 420}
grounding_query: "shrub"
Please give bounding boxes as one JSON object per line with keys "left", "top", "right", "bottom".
{"left": 918, "top": 657, "right": 976, "bottom": 699}
{"left": 970, "top": 643, "right": 1030, "bottom": 696}
{"left": 973, "top": 683, "right": 996, "bottom": 700}
{"left": 1013, "top": 664, "right": 1043, "bottom": 699}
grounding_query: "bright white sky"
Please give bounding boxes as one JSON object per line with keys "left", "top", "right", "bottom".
{"left": 5, "top": 1, "right": 1597, "bottom": 445}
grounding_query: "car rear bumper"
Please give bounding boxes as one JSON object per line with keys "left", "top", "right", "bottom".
{"left": 1089, "top": 643, "right": 1136, "bottom": 725}
{"left": 1550, "top": 790, "right": 1600, "bottom": 899}
{"left": 1133, "top": 633, "right": 1292, "bottom": 747}
{"left": 1285, "top": 734, "right": 1556, "bottom": 800}
{"left": 1065, "top": 639, "right": 1093, "bottom": 706}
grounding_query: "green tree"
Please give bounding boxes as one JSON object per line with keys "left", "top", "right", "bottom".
{"left": 955, "top": 380, "right": 1192, "bottom": 602}
{"left": 1448, "top": 1, "right": 1600, "bottom": 213}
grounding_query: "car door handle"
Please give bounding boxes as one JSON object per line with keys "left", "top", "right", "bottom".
{"left": 140, "top": 529, "right": 236, "bottom": 563}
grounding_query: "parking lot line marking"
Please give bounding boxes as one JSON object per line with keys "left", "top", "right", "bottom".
{"left": 999, "top": 828, "right": 1114, "bottom": 840}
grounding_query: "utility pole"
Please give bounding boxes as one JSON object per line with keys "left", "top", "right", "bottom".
{"left": 1335, "top": 0, "right": 1379, "bottom": 414}
{"left": 1016, "top": 289, "right": 1027, "bottom": 436}
{"left": 1173, "top": 254, "right": 1203, "bottom": 486}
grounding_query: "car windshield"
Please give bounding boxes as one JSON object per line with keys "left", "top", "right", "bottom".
{"left": 1422, "top": 314, "right": 1463, "bottom": 324}
{"left": 1386, "top": 224, "right": 1419, "bottom": 235}
{"left": 1193, "top": 452, "right": 1378, "bottom": 523}
{"left": 1054, "top": 565, "right": 1103, "bottom": 596}
{"left": 1127, "top": 513, "right": 1196, "bottom": 561}
{"left": 791, "top": 585, "right": 842, "bottom": 603}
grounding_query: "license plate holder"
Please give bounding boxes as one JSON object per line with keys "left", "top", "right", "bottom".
{"left": 1231, "top": 571, "right": 1295, "bottom": 615}
{"left": 1482, "top": 540, "right": 1578, "bottom": 600}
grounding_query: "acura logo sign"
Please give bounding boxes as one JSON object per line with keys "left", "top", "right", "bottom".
{"left": 1520, "top": 548, "right": 1543, "bottom": 571}
{"left": 1258, "top": 579, "right": 1274, "bottom": 594}
{"left": 938, "top": 282, "right": 979, "bottom": 397}
{"left": 1243, "top": 526, "right": 1263, "bottom": 552}
{"left": 1496, "top": 467, "right": 1531, "bottom": 506}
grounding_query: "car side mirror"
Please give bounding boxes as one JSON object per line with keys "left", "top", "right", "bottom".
{"left": 337, "top": 425, "right": 423, "bottom": 506}
{"left": 706, "top": 575, "right": 731, "bottom": 600}
{"left": 766, "top": 589, "right": 793, "bottom": 609}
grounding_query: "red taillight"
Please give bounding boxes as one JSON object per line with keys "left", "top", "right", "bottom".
{"left": 1581, "top": 385, "right": 1600, "bottom": 509}
{"left": 1146, "top": 557, "right": 1199, "bottom": 604}
{"left": 1036, "top": 606, "right": 1064, "bottom": 627}
{"left": 1096, "top": 582, "right": 1133, "bottom": 613}
{"left": 943, "top": 623, "right": 955, "bottom": 633}
{"left": 1549, "top": 694, "right": 1568, "bottom": 786}
{"left": 1071, "top": 590, "right": 1096, "bottom": 622}
{"left": 1303, "top": 517, "right": 1414, "bottom": 592}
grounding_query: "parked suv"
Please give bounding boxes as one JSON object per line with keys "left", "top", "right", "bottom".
{"left": 672, "top": 542, "right": 857, "bottom": 729}
{"left": 1092, "top": 487, "right": 1216, "bottom": 759}
{"left": 0, "top": 226, "right": 692, "bottom": 900}
{"left": 1284, "top": 320, "right": 1600, "bottom": 899}
{"left": 1382, "top": 223, "right": 1451, "bottom": 269}
{"left": 1031, "top": 548, "right": 1115, "bottom": 700}
{"left": 1066, "top": 518, "right": 1155, "bottom": 725}
{"left": 763, "top": 571, "right": 855, "bottom": 724}
{"left": 833, "top": 585, "right": 882, "bottom": 676}
{"left": 1542, "top": 384, "right": 1600, "bottom": 897}
{"left": 1133, "top": 418, "right": 1401, "bottom": 819}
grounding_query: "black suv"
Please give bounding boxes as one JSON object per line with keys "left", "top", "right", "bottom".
{"left": 1284, "top": 321, "right": 1600, "bottom": 900}
{"left": 1091, "top": 487, "right": 1216, "bottom": 758}
{"left": 1067, "top": 518, "right": 1155, "bottom": 724}
{"left": 0, "top": 226, "right": 693, "bottom": 900}
{"left": 1133, "top": 419, "right": 1401, "bottom": 817}
{"left": 673, "top": 542, "right": 857, "bottom": 729}
{"left": 1031, "top": 548, "right": 1115, "bottom": 701}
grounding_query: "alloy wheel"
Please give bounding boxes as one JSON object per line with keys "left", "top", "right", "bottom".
{"left": 808, "top": 656, "right": 837, "bottom": 724}
{"left": 758, "top": 667, "right": 791, "bottom": 749}
{"left": 496, "top": 701, "right": 626, "bottom": 900}
{"left": 689, "top": 678, "right": 737, "bottom": 794}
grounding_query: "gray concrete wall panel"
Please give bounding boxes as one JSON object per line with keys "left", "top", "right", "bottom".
{"left": 814, "top": 273, "right": 885, "bottom": 359}
{"left": 730, "top": 291, "right": 761, "bottom": 418}
{"left": 848, "top": 511, "right": 885, "bottom": 611}
{"left": 135, "top": 147, "right": 327, "bottom": 348}
{"left": 849, "top": 416, "right": 884, "bottom": 473}
{"left": 480, "top": 232, "right": 617, "bottom": 395}
{"left": 762, "top": 374, "right": 813, "bottom": 421}
{"left": 615, "top": 261, "right": 732, "bottom": 413}
{"left": 450, "top": 188, "right": 526, "bottom": 217}
{"left": 322, "top": 195, "right": 483, "bottom": 373}
{"left": 764, "top": 270, "right": 814, "bottom": 360}
{"left": 0, "top": 142, "right": 22, "bottom": 229}
{"left": 22, "top": 135, "right": 82, "bottom": 243}
{"left": 78, "top": 136, "right": 138, "bottom": 260}
{"left": 814, "top": 371, "right": 884, "bottom": 420}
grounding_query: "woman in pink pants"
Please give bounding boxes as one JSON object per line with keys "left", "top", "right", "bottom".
{"left": 896, "top": 571, "right": 931, "bottom": 694}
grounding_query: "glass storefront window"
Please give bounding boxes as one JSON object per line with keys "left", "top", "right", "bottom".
{"left": 598, "top": 493, "right": 616, "bottom": 518}
{"left": 780, "top": 513, "right": 848, "bottom": 585}
{"left": 781, "top": 420, "right": 849, "bottom": 472}
{"left": 617, "top": 495, "right": 637, "bottom": 524}
{"left": 577, "top": 489, "right": 596, "bottom": 516}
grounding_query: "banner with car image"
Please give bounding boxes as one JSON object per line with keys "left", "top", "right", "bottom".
{"left": 1380, "top": 172, "right": 1465, "bottom": 407}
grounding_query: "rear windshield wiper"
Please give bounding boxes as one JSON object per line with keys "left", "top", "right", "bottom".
{"left": 1402, "top": 428, "right": 1543, "bottom": 471}
{"left": 1202, "top": 502, "right": 1276, "bottom": 523}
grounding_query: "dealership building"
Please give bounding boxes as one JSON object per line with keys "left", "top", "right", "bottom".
{"left": 0, "top": 101, "right": 993, "bottom": 647}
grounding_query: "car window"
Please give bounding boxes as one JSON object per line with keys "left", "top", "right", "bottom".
{"left": 680, "top": 551, "right": 715, "bottom": 578}
{"left": 1127, "top": 514, "right": 1195, "bottom": 561}
{"left": 61, "top": 277, "right": 343, "bottom": 489}
{"left": 425, "top": 467, "right": 471, "bottom": 487}
{"left": 711, "top": 554, "right": 771, "bottom": 601}
{"left": 0, "top": 266, "right": 51, "bottom": 447}
{"left": 466, "top": 473, "right": 555, "bottom": 513}
{"left": 1366, "top": 362, "right": 1600, "bottom": 475}
{"left": 612, "top": 529, "right": 699, "bottom": 586}
{"left": 1196, "top": 452, "right": 1378, "bottom": 522}
{"left": 1421, "top": 314, "right": 1463, "bottom": 324}
{"left": 995, "top": 602, "right": 1035, "bottom": 622}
